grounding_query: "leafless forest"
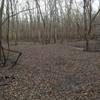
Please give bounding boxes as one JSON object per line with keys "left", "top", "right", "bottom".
{"left": 0, "top": 0, "right": 100, "bottom": 99}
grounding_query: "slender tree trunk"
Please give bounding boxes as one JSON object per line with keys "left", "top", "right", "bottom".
{"left": 0, "top": 0, "right": 5, "bottom": 59}
{"left": 83, "top": 0, "right": 89, "bottom": 51}
{"left": 6, "top": 0, "right": 10, "bottom": 49}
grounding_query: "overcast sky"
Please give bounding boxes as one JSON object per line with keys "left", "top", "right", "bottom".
{"left": 18, "top": 0, "right": 99, "bottom": 11}
{"left": 92, "top": 0, "right": 99, "bottom": 11}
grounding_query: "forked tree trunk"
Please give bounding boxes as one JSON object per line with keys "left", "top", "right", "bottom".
{"left": 84, "top": 0, "right": 92, "bottom": 51}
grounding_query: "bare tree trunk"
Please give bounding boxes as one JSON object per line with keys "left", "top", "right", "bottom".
{"left": 0, "top": 0, "right": 5, "bottom": 59}
{"left": 83, "top": 0, "right": 89, "bottom": 51}
{"left": 83, "top": 0, "right": 93, "bottom": 51}
{"left": 6, "top": 0, "right": 10, "bottom": 49}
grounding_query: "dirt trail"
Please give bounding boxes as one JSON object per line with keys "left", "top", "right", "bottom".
{"left": 0, "top": 42, "right": 100, "bottom": 100}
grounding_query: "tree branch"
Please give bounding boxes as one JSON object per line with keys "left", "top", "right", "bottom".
{"left": 2, "top": 8, "right": 36, "bottom": 25}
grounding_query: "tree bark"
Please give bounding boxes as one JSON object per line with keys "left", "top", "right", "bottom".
{"left": 0, "top": 0, "right": 5, "bottom": 59}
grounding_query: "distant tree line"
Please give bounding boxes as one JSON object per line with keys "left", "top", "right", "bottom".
{"left": 0, "top": 0, "right": 100, "bottom": 51}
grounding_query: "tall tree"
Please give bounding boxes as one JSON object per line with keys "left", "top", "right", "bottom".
{"left": 0, "top": 0, "right": 5, "bottom": 59}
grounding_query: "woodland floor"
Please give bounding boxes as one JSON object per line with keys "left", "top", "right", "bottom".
{"left": 0, "top": 41, "right": 100, "bottom": 100}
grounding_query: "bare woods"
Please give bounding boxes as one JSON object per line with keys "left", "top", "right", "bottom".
{"left": 0, "top": 0, "right": 100, "bottom": 50}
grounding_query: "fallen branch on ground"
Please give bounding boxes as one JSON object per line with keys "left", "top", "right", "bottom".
{"left": 0, "top": 46, "right": 22, "bottom": 68}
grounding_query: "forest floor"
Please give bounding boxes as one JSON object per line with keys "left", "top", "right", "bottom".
{"left": 0, "top": 41, "right": 100, "bottom": 100}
